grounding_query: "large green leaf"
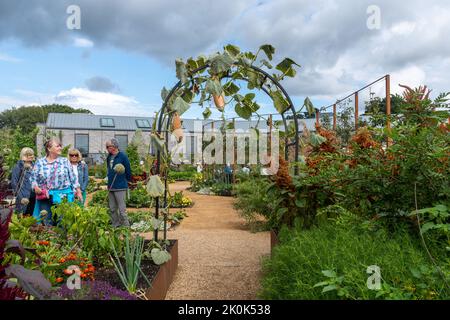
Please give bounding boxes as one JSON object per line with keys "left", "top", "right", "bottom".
{"left": 235, "top": 103, "right": 252, "bottom": 120}
{"left": 146, "top": 175, "right": 165, "bottom": 197}
{"left": 260, "top": 44, "right": 275, "bottom": 61}
{"left": 244, "top": 51, "right": 256, "bottom": 61}
{"left": 223, "top": 82, "right": 240, "bottom": 96}
{"left": 271, "top": 90, "right": 290, "bottom": 113}
{"left": 210, "top": 52, "right": 235, "bottom": 75}
{"left": 150, "top": 133, "right": 167, "bottom": 156}
{"left": 205, "top": 79, "right": 223, "bottom": 96}
{"left": 161, "top": 87, "right": 169, "bottom": 102}
{"left": 151, "top": 248, "right": 171, "bottom": 265}
{"left": 276, "top": 58, "right": 301, "bottom": 77}
{"left": 202, "top": 107, "right": 212, "bottom": 119}
{"left": 182, "top": 88, "right": 194, "bottom": 104}
{"left": 233, "top": 94, "right": 245, "bottom": 103}
{"left": 303, "top": 97, "right": 315, "bottom": 116}
{"left": 224, "top": 44, "right": 241, "bottom": 58}
{"left": 173, "top": 96, "right": 190, "bottom": 115}
{"left": 175, "top": 59, "right": 188, "bottom": 84}
{"left": 247, "top": 70, "right": 263, "bottom": 90}
{"left": 244, "top": 93, "right": 256, "bottom": 101}
{"left": 261, "top": 59, "right": 273, "bottom": 69}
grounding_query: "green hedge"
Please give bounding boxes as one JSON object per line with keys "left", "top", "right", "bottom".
{"left": 168, "top": 171, "right": 197, "bottom": 181}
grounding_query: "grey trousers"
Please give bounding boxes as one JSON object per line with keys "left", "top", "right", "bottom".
{"left": 108, "top": 190, "right": 130, "bottom": 227}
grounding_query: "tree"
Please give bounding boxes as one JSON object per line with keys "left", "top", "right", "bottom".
{"left": 0, "top": 104, "right": 92, "bottom": 133}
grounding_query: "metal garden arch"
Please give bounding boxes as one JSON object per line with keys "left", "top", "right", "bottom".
{"left": 153, "top": 62, "right": 300, "bottom": 241}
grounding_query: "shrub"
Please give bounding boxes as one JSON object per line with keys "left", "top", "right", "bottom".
{"left": 260, "top": 215, "right": 449, "bottom": 300}
{"left": 233, "top": 177, "right": 276, "bottom": 224}
{"left": 211, "top": 182, "right": 234, "bottom": 196}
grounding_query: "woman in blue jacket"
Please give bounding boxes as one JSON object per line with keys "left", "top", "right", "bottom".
{"left": 10, "top": 147, "right": 36, "bottom": 215}
{"left": 105, "top": 138, "right": 132, "bottom": 227}
{"left": 68, "top": 148, "right": 89, "bottom": 205}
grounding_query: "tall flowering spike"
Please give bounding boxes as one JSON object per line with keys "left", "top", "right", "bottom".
{"left": 274, "top": 155, "right": 294, "bottom": 192}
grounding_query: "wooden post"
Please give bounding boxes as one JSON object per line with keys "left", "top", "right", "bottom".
{"left": 211, "top": 121, "right": 214, "bottom": 180}
{"left": 333, "top": 104, "right": 337, "bottom": 131}
{"left": 354, "top": 92, "right": 359, "bottom": 130}
{"left": 386, "top": 75, "right": 392, "bottom": 147}
{"left": 268, "top": 114, "right": 272, "bottom": 157}
{"left": 232, "top": 118, "right": 236, "bottom": 184}
{"left": 315, "top": 109, "right": 320, "bottom": 127}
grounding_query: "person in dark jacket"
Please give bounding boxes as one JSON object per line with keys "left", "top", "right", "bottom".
{"left": 10, "top": 147, "right": 36, "bottom": 215}
{"left": 68, "top": 148, "right": 89, "bottom": 206}
{"left": 105, "top": 138, "right": 132, "bottom": 227}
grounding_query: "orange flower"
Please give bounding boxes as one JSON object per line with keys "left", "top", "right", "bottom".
{"left": 59, "top": 258, "right": 66, "bottom": 263}
{"left": 56, "top": 277, "right": 64, "bottom": 283}
{"left": 63, "top": 269, "right": 74, "bottom": 275}
{"left": 79, "top": 262, "right": 85, "bottom": 267}
{"left": 80, "top": 273, "right": 87, "bottom": 279}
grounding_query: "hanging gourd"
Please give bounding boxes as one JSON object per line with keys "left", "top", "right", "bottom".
{"left": 213, "top": 94, "right": 225, "bottom": 112}
{"left": 172, "top": 112, "right": 184, "bottom": 143}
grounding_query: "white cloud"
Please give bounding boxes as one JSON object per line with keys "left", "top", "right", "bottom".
{"left": 74, "top": 37, "right": 94, "bottom": 48}
{"left": 0, "top": 87, "right": 155, "bottom": 116}
{"left": 54, "top": 87, "right": 151, "bottom": 116}
{"left": 390, "top": 21, "right": 417, "bottom": 36}
{"left": 391, "top": 66, "right": 427, "bottom": 95}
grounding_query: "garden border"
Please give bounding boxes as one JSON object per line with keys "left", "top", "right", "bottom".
{"left": 144, "top": 239, "right": 178, "bottom": 300}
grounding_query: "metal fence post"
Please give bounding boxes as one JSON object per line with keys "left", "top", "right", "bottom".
{"left": 386, "top": 75, "right": 392, "bottom": 147}
{"left": 333, "top": 104, "right": 337, "bottom": 131}
{"left": 355, "top": 92, "right": 359, "bottom": 130}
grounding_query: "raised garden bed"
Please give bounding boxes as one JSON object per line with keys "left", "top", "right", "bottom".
{"left": 95, "top": 239, "right": 178, "bottom": 300}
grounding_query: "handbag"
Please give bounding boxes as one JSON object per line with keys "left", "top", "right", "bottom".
{"left": 36, "top": 161, "right": 57, "bottom": 201}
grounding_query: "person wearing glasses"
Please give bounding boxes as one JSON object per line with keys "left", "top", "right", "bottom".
{"left": 10, "top": 147, "right": 36, "bottom": 215}
{"left": 30, "top": 138, "right": 82, "bottom": 225}
{"left": 105, "top": 138, "right": 132, "bottom": 227}
{"left": 68, "top": 148, "right": 89, "bottom": 206}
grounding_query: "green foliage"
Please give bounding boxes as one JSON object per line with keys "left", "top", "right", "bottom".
{"left": 0, "top": 104, "right": 91, "bottom": 133}
{"left": 164, "top": 44, "right": 304, "bottom": 121}
{"left": 233, "top": 177, "right": 276, "bottom": 225}
{"left": 90, "top": 190, "right": 109, "bottom": 207}
{"left": 168, "top": 171, "right": 196, "bottom": 181}
{"left": 168, "top": 191, "right": 193, "bottom": 208}
{"left": 210, "top": 182, "right": 234, "bottom": 196}
{"left": 128, "top": 185, "right": 153, "bottom": 208}
{"left": 260, "top": 217, "right": 449, "bottom": 300}
{"left": 53, "top": 202, "right": 129, "bottom": 265}
{"left": 109, "top": 234, "right": 150, "bottom": 294}
{"left": 125, "top": 143, "right": 143, "bottom": 176}
{"left": 1, "top": 127, "right": 38, "bottom": 174}
{"left": 89, "top": 164, "right": 107, "bottom": 178}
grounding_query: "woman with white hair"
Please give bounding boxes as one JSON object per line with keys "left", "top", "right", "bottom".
{"left": 10, "top": 147, "right": 36, "bottom": 215}
{"left": 67, "top": 148, "right": 89, "bottom": 205}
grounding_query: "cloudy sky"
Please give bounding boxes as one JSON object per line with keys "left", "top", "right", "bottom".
{"left": 0, "top": 0, "right": 449, "bottom": 119}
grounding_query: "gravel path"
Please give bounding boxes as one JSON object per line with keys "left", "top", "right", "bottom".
{"left": 164, "top": 181, "right": 270, "bottom": 300}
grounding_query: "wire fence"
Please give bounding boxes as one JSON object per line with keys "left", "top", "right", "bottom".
{"left": 311, "top": 75, "right": 392, "bottom": 148}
